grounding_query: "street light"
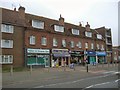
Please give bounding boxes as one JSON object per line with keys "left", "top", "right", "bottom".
{"left": 86, "top": 49, "right": 88, "bottom": 72}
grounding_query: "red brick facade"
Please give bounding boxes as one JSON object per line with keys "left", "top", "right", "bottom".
{"left": 1, "top": 6, "right": 111, "bottom": 67}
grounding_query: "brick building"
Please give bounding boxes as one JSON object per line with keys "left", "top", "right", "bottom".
{"left": 95, "top": 27, "right": 113, "bottom": 63}
{"left": 112, "top": 46, "right": 120, "bottom": 63}
{"left": 0, "top": 6, "right": 110, "bottom": 67}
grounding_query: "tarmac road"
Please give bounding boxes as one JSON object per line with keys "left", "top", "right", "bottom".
{"left": 2, "top": 64, "right": 119, "bottom": 89}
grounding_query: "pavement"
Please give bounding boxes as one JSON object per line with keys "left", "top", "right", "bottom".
{"left": 2, "top": 63, "right": 119, "bottom": 88}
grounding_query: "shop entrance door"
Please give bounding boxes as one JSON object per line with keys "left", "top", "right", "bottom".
{"left": 44, "top": 55, "right": 49, "bottom": 67}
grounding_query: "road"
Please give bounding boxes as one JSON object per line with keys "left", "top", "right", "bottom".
{"left": 2, "top": 64, "right": 120, "bottom": 89}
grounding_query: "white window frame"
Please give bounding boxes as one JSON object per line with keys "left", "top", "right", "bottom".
{"left": 97, "top": 44, "right": 100, "bottom": 50}
{"left": 97, "top": 34, "right": 102, "bottom": 39}
{"left": 91, "top": 43, "right": 94, "bottom": 50}
{"left": 72, "top": 29, "right": 79, "bottom": 35}
{"left": 85, "top": 43, "right": 88, "bottom": 49}
{"left": 85, "top": 31, "right": 92, "bottom": 37}
{"left": 41, "top": 37, "right": 47, "bottom": 46}
{"left": 101, "top": 45, "right": 104, "bottom": 50}
{"left": 1, "top": 24, "right": 14, "bottom": 33}
{"left": 1, "top": 39, "right": 13, "bottom": 48}
{"left": 30, "top": 36, "right": 35, "bottom": 45}
{"left": 0, "top": 55, "right": 13, "bottom": 64}
{"left": 53, "top": 38, "right": 58, "bottom": 47}
{"left": 32, "top": 20, "right": 44, "bottom": 29}
{"left": 77, "top": 41, "right": 82, "bottom": 48}
{"left": 62, "top": 39, "right": 66, "bottom": 47}
{"left": 54, "top": 25, "right": 64, "bottom": 32}
{"left": 70, "top": 41, "right": 74, "bottom": 48}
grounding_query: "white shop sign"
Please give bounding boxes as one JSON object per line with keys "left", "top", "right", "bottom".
{"left": 27, "top": 48, "right": 50, "bottom": 54}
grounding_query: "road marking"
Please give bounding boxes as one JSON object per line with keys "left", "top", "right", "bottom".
{"left": 85, "top": 82, "right": 110, "bottom": 89}
{"left": 34, "top": 72, "right": 114, "bottom": 88}
{"left": 115, "top": 79, "right": 120, "bottom": 82}
{"left": 84, "top": 79, "right": 120, "bottom": 89}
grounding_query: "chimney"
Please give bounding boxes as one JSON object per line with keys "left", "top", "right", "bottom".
{"left": 85, "top": 22, "right": 90, "bottom": 31}
{"left": 79, "top": 22, "right": 82, "bottom": 27}
{"left": 59, "top": 14, "right": 64, "bottom": 26}
{"left": 18, "top": 6, "right": 25, "bottom": 20}
{"left": 14, "top": 8, "right": 16, "bottom": 11}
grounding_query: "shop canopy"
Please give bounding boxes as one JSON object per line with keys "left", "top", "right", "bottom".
{"left": 53, "top": 53, "right": 70, "bottom": 57}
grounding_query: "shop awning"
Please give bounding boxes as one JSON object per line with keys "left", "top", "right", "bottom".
{"left": 53, "top": 54, "right": 71, "bottom": 57}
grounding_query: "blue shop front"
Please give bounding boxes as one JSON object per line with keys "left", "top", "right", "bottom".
{"left": 86, "top": 51, "right": 96, "bottom": 64}
{"left": 96, "top": 52, "right": 107, "bottom": 64}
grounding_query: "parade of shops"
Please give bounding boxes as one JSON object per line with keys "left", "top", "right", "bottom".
{"left": 1, "top": 6, "right": 113, "bottom": 68}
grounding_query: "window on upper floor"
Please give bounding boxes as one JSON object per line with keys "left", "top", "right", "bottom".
{"left": 54, "top": 25, "right": 64, "bottom": 32}
{"left": 1, "top": 24, "right": 14, "bottom": 33}
{"left": 101, "top": 45, "right": 104, "bottom": 50}
{"left": 97, "top": 34, "right": 102, "bottom": 39}
{"left": 85, "top": 42, "right": 88, "bottom": 49}
{"left": 53, "top": 38, "right": 58, "bottom": 47}
{"left": 62, "top": 39, "right": 66, "bottom": 47}
{"left": 70, "top": 41, "right": 75, "bottom": 48}
{"left": 85, "top": 31, "right": 92, "bottom": 37}
{"left": 0, "top": 55, "right": 13, "bottom": 64}
{"left": 91, "top": 43, "right": 94, "bottom": 50}
{"left": 1, "top": 39, "right": 13, "bottom": 48}
{"left": 76, "top": 41, "right": 82, "bottom": 48}
{"left": 30, "top": 36, "right": 35, "bottom": 45}
{"left": 32, "top": 20, "right": 44, "bottom": 29}
{"left": 97, "top": 44, "right": 100, "bottom": 50}
{"left": 72, "top": 29, "right": 79, "bottom": 35}
{"left": 41, "top": 37, "right": 47, "bottom": 46}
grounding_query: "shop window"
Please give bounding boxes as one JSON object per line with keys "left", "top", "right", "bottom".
{"left": 53, "top": 38, "right": 58, "bottom": 47}
{"left": 1, "top": 39, "right": 13, "bottom": 48}
{"left": 30, "top": 36, "right": 35, "bottom": 45}
{"left": 41, "top": 37, "right": 47, "bottom": 46}
{"left": 1, "top": 24, "right": 14, "bottom": 33}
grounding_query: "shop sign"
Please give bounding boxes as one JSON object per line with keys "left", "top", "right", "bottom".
{"left": 86, "top": 51, "right": 96, "bottom": 56}
{"left": 27, "top": 48, "right": 50, "bottom": 54}
{"left": 71, "top": 51, "right": 84, "bottom": 56}
{"left": 96, "top": 52, "right": 106, "bottom": 56}
{"left": 52, "top": 49, "right": 70, "bottom": 57}
{"left": 52, "top": 49, "right": 69, "bottom": 54}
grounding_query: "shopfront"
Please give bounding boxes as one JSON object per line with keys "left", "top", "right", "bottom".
{"left": 70, "top": 50, "right": 84, "bottom": 65}
{"left": 96, "top": 52, "right": 106, "bottom": 64}
{"left": 51, "top": 49, "right": 71, "bottom": 67}
{"left": 86, "top": 51, "right": 96, "bottom": 64}
{"left": 26, "top": 48, "right": 50, "bottom": 67}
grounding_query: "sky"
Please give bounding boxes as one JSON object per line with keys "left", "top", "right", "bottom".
{"left": 0, "top": 0, "right": 119, "bottom": 46}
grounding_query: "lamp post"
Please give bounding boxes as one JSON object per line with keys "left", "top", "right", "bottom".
{"left": 86, "top": 49, "right": 88, "bottom": 72}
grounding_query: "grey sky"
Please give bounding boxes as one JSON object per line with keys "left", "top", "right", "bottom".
{"left": 0, "top": 0, "right": 119, "bottom": 46}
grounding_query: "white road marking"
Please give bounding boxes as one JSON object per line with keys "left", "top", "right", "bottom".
{"left": 34, "top": 71, "right": 115, "bottom": 88}
{"left": 84, "top": 79, "right": 120, "bottom": 89}
{"left": 115, "top": 79, "right": 120, "bottom": 82}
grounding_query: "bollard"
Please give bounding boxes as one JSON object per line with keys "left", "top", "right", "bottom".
{"left": 86, "top": 64, "right": 88, "bottom": 72}
{"left": 30, "top": 65, "right": 32, "bottom": 74}
{"left": 10, "top": 65, "right": 13, "bottom": 76}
